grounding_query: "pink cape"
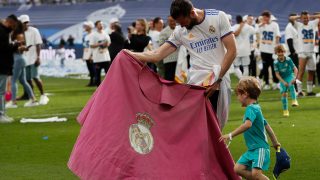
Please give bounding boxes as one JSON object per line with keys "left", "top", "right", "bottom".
{"left": 68, "top": 51, "right": 240, "bottom": 180}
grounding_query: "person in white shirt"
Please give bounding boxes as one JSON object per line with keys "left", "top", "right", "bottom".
{"left": 126, "top": 0, "right": 236, "bottom": 129}
{"left": 159, "top": 15, "right": 178, "bottom": 81}
{"left": 82, "top": 21, "right": 95, "bottom": 86}
{"left": 149, "top": 17, "right": 165, "bottom": 77}
{"left": 257, "top": 11, "right": 281, "bottom": 90}
{"left": 245, "top": 15, "right": 259, "bottom": 77}
{"left": 90, "top": 20, "right": 111, "bottom": 86}
{"left": 19, "top": 14, "right": 49, "bottom": 105}
{"left": 232, "top": 15, "right": 255, "bottom": 79}
{"left": 290, "top": 11, "right": 320, "bottom": 96}
{"left": 285, "top": 13, "right": 299, "bottom": 68}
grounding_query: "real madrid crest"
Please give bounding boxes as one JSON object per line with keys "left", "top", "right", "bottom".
{"left": 129, "top": 113, "right": 155, "bottom": 155}
{"left": 209, "top": 25, "right": 215, "bottom": 34}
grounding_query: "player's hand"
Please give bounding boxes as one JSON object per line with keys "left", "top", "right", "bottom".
{"left": 219, "top": 134, "right": 230, "bottom": 144}
{"left": 205, "top": 81, "right": 220, "bottom": 98}
{"left": 284, "top": 82, "right": 289, "bottom": 87}
{"left": 35, "top": 57, "right": 41, "bottom": 67}
{"left": 290, "top": 79, "right": 296, "bottom": 85}
{"left": 272, "top": 142, "right": 281, "bottom": 150}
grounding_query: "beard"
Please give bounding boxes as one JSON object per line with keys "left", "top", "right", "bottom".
{"left": 186, "top": 17, "right": 198, "bottom": 30}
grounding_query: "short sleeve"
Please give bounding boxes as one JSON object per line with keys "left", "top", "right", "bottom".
{"left": 167, "top": 27, "right": 181, "bottom": 48}
{"left": 285, "top": 26, "right": 294, "bottom": 40}
{"left": 34, "top": 28, "right": 43, "bottom": 45}
{"left": 219, "top": 11, "right": 232, "bottom": 39}
{"left": 263, "top": 118, "right": 268, "bottom": 126}
{"left": 274, "top": 61, "right": 279, "bottom": 72}
{"left": 244, "top": 106, "right": 256, "bottom": 123}
{"left": 89, "top": 33, "right": 96, "bottom": 45}
{"left": 274, "top": 22, "right": 281, "bottom": 37}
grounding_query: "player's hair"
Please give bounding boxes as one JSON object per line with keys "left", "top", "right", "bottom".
{"left": 236, "top": 77, "right": 261, "bottom": 100}
{"left": 136, "top": 18, "right": 148, "bottom": 35}
{"left": 261, "top": 10, "right": 271, "bottom": 18}
{"left": 153, "top": 17, "right": 162, "bottom": 25}
{"left": 301, "top": 11, "right": 309, "bottom": 16}
{"left": 236, "top": 15, "right": 243, "bottom": 24}
{"left": 274, "top": 44, "right": 286, "bottom": 53}
{"left": 7, "top": 14, "right": 19, "bottom": 22}
{"left": 94, "top": 20, "right": 101, "bottom": 27}
{"left": 289, "top": 13, "right": 297, "bottom": 17}
{"left": 170, "top": 0, "right": 193, "bottom": 19}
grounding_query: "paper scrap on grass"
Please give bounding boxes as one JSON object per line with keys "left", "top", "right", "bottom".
{"left": 20, "top": 117, "right": 67, "bottom": 123}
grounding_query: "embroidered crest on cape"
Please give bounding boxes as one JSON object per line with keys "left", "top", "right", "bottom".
{"left": 129, "top": 113, "right": 155, "bottom": 154}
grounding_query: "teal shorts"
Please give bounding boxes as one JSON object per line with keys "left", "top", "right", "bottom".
{"left": 237, "top": 148, "right": 270, "bottom": 171}
{"left": 279, "top": 76, "right": 294, "bottom": 94}
{"left": 26, "top": 64, "right": 40, "bottom": 80}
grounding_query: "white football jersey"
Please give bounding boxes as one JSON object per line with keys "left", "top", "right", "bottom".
{"left": 232, "top": 23, "right": 255, "bottom": 57}
{"left": 285, "top": 23, "right": 299, "bottom": 54}
{"left": 89, "top": 30, "right": 111, "bottom": 63}
{"left": 83, "top": 32, "right": 93, "bottom": 60}
{"left": 258, "top": 21, "right": 281, "bottom": 54}
{"left": 295, "top": 19, "right": 319, "bottom": 53}
{"left": 167, "top": 9, "right": 232, "bottom": 85}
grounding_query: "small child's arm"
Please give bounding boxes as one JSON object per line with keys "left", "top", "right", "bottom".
{"left": 275, "top": 72, "right": 288, "bottom": 87}
{"left": 265, "top": 124, "right": 281, "bottom": 149}
{"left": 291, "top": 66, "right": 299, "bottom": 84}
{"left": 219, "top": 120, "right": 252, "bottom": 143}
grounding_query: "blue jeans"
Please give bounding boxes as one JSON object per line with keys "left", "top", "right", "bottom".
{"left": 0, "top": 75, "right": 7, "bottom": 116}
{"left": 11, "top": 53, "right": 34, "bottom": 101}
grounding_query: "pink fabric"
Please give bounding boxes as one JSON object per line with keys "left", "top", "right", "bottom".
{"left": 68, "top": 51, "right": 240, "bottom": 180}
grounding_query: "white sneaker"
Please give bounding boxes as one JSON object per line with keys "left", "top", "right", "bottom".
{"left": 0, "top": 115, "right": 14, "bottom": 123}
{"left": 39, "top": 95, "right": 49, "bottom": 105}
{"left": 272, "top": 83, "right": 280, "bottom": 90}
{"left": 5, "top": 101, "right": 18, "bottom": 109}
{"left": 24, "top": 100, "right": 40, "bottom": 107}
{"left": 263, "top": 84, "right": 271, "bottom": 90}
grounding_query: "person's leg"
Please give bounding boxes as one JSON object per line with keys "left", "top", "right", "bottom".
{"left": 17, "top": 65, "right": 32, "bottom": 100}
{"left": 95, "top": 63, "right": 102, "bottom": 86}
{"left": 86, "top": 60, "right": 95, "bottom": 86}
{"left": 0, "top": 75, "right": 8, "bottom": 116}
{"left": 11, "top": 59, "right": 22, "bottom": 103}
{"left": 251, "top": 168, "right": 269, "bottom": 180}
{"left": 269, "top": 54, "right": 278, "bottom": 83}
{"left": 242, "top": 56, "right": 251, "bottom": 77}
{"left": 249, "top": 50, "right": 257, "bottom": 77}
{"left": 261, "top": 53, "right": 269, "bottom": 85}
{"left": 234, "top": 163, "right": 252, "bottom": 179}
{"left": 31, "top": 65, "right": 44, "bottom": 95}
{"left": 281, "top": 93, "right": 288, "bottom": 112}
{"left": 19, "top": 67, "right": 36, "bottom": 101}
{"left": 233, "top": 57, "right": 243, "bottom": 79}
{"left": 305, "top": 54, "right": 317, "bottom": 95}
{"left": 297, "top": 55, "right": 307, "bottom": 94}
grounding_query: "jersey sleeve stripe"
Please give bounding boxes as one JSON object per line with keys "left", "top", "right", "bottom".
{"left": 221, "top": 31, "right": 233, "bottom": 39}
{"left": 165, "top": 40, "right": 178, "bottom": 49}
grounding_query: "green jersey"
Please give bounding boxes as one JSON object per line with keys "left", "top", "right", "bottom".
{"left": 274, "top": 57, "right": 296, "bottom": 78}
{"left": 243, "top": 103, "right": 269, "bottom": 150}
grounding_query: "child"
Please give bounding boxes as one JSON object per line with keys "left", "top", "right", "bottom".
{"left": 220, "top": 77, "right": 280, "bottom": 180}
{"left": 274, "top": 44, "right": 299, "bottom": 117}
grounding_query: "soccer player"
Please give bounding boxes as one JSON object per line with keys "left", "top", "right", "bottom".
{"left": 82, "top": 21, "right": 95, "bottom": 86}
{"left": 220, "top": 77, "right": 280, "bottom": 180}
{"left": 90, "top": 20, "right": 111, "bottom": 86}
{"left": 290, "top": 11, "right": 320, "bottom": 96}
{"left": 274, "top": 45, "right": 299, "bottom": 117}
{"left": 19, "top": 15, "right": 49, "bottom": 105}
{"left": 285, "top": 14, "right": 299, "bottom": 68}
{"left": 125, "top": 0, "right": 236, "bottom": 129}
{"left": 257, "top": 11, "right": 281, "bottom": 90}
{"left": 232, "top": 15, "right": 255, "bottom": 79}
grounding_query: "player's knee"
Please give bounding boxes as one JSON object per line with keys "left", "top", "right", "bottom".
{"left": 251, "top": 169, "right": 263, "bottom": 180}
{"left": 234, "top": 164, "right": 242, "bottom": 175}
{"left": 282, "top": 93, "right": 287, "bottom": 97}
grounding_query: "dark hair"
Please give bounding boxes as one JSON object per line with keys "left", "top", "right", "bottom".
{"left": 236, "top": 15, "right": 243, "bottom": 24}
{"left": 153, "top": 17, "right": 162, "bottom": 25}
{"left": 170, "top": 0, "right": 193, "bottom": 19}
{"left": 7, "top": 14, "right": 19, "bottom": 22}
{"left": 301, "top": 11, "right": 309, "bottom": 16}
{"left": 11, "top": 20, "right": 24, "bottom": 40}
{"left": 95, "top": 20, "right": 101, "bottom": 27}
{"left": 289, "top": 13, "right": 297, "bottom": 17}
{"left": 113, "top": 23, "right": 123, "bottom": 34}
{"left": 261, "top": 10, "right": 271, "bottom": 17}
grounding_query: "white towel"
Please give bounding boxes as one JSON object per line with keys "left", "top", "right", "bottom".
{"left": 20, "top": 116, "right": 67, "bottom": 123}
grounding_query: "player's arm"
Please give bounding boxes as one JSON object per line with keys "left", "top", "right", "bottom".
{"left": 219, "top": 33, "right": 237, "bottom": 79}
{"left": 265, "top": 124, "right": 280, "bottom": 149}
{"left": 289, "top": 15, "right": 300, "bottom": 21}
{"left": 219, "top": 120, "right": 252, "bottom": 143}
{"left": 233, "top": 22, "right": 244, "bottom": 37}
{"left": 310, "top": 14, "right": 320, "bottom": 19}
{"left": 125, "top": 42, "right": 176, "bottom": 63}
{"left": 275, "top": 72, "right": 287, "bottom": 86}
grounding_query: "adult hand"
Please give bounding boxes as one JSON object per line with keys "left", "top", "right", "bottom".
{"left": 284, "top": 82, "right": 289, "bottom": 87}
{"left": 205, "top": 81, "right": 220, "bottom": 98}
{"left": 35, "top": 57, "right": 41, "bottom": 67}
{"left": 219, "top": 134, "right": 230, "bottom": 144}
